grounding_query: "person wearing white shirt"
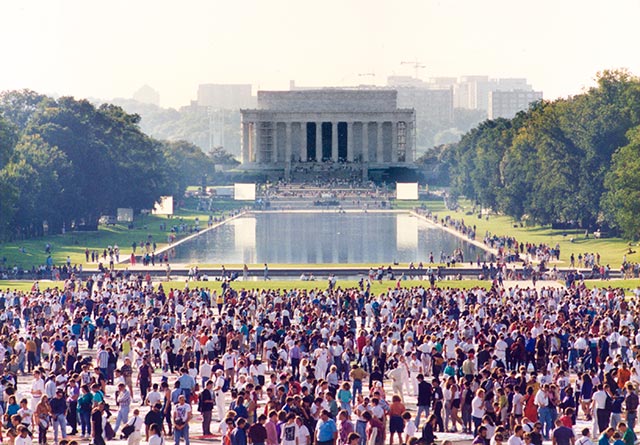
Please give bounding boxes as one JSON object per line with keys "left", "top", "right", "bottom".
{"left": 495, "top": 336, "right": 508, "bottom": 363}
{"left": 443, "top": 334, "right": 457, "bottom": 360}
{"left": 148, "top": 423, "right": 163, "bottom": 445}
{"left": 575, "top": 429, "right": 594, "bottom": 445}
{"left": 200, "top": 361, "right": 212, "bottom": 387}
{"left": 30, "top": 370, "right": 45, "bottom": 411}
{"left": 591, "top": 384, "right": 611, "bottom": 434}
{"left": 508, "top": 426, "right": 525, "bottom": 445}
{"left": 471, "top": 388, "right": 486, "bottom": 433}
{"left": 213, "top": 370, "right": 226, "bottom": 425}
{"left": 15, "top": 426, "right": 32, "bottom": 445}
{"left": 535, "top": 385, "right": 553, "bottom": 439}
{"left": 145, "top": 385, "right": 162, "bottom": 407}
{"left": 125, "top": 409, "right": 143, "bottom": 445}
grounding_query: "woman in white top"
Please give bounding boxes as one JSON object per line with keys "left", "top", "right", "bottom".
{"left": 126, "top": 409, "right": 143, "bottom": 445}
{"left": 148, "top": 423, "right": 163, "bottom": 445}
{"left": 471, "top": 388, "right": 486, "bottom": 434}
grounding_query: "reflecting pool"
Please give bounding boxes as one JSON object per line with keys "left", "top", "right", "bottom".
{"left": 170, "top": 212, "right": 481, "bottom": 264}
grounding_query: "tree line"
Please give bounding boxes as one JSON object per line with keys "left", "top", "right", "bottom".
{"left": 0, "top": 90, "right": 235, "bottom": 241}
{"left": 439, "top": 70, "right": 640, "bottom": 239}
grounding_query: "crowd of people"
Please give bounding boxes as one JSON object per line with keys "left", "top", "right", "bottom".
{"left": 0, "top": 273, "right": 636, "bottom": 445}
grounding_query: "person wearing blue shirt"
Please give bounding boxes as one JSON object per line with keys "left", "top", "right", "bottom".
{"left": 231, "top": 418, "right": 248, "bottom": 445}
{"left": 599, "top": 428, "right": 615, "bottom": 445}
{"left": 177, "top": 368, "right": 195, "bottom": 402}
{"left": 315, "top": 410, "right": 338, "bottom": 445}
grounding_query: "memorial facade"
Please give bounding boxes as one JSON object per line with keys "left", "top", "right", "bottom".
{"left": 240, "top": 89, "right": 415, "bottom": 178}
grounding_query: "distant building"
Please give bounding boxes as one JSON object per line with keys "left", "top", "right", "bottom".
{"left": 453, "top": 76, "right": 541, "bottom": 117}
{"left": 394, "top": 87, "right": 453, "bottom": 124}
{"left": 196, "top": 84, "right": 255, "bottom": 109}
{"left": 240, "top": 89, "right": 415, "bottom": 179}
{"left": 132, "top": 85, "right": 160, "bottom": 106}
{"left": 488, "top": 89, "right": 543, "bottom": 119}
{"left": 454, "top": 76, "right": 496, "bottom": 111}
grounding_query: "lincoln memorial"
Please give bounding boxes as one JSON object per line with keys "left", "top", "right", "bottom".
{"left": 240, "top": 89, "right": 415, "bottom": 179}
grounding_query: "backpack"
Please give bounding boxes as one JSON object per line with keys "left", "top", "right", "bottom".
{"left": 104, "top": 421, "right": 116, "bottom": 440}
{"left": 221, "top": 378, "right": 230, "bottom": 393}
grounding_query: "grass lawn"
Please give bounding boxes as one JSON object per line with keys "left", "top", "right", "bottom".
{"left": 0, "top": 278, "right": 493, "bottom": 294}
{"left": 0, "top": 200, "right": 246, "bottom": 269}
{"left": 158, "top": 278, "right": 494, "bottom": 294}
{"left": 420, "top": 198, "right": 636, "bottom": 268}
{"left": 172, "top": 263, "right": 450, "bottom": 269}
{"left": 0, "top": 280, "right": 65, "bottom": 292}
{"left": 583, "top": 279, "right": 640, "bottom": 291}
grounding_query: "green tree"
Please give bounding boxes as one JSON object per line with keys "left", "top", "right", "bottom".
{"left": 0, "top": 115, "right": 18, "bottom": 169}
{"left": 603, "top": 125, "right": 640, "bottom": 239}
{"left": 161, "top": 140, "right": 216, "bottom": 194}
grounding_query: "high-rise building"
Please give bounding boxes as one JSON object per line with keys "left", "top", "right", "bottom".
{"left": 488, "top": 90, "right": 543, "bottom": 119}
{"left": 453, "top": 76, "right": 541, "bottom": 117}
{"left": 387, "top": 76, "right": 453, "bottom": 123}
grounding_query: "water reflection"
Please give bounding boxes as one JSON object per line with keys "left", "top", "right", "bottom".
{"left": 170, "top": 212, "right": 479, "bottom": 264}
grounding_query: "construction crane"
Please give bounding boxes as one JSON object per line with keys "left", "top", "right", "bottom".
{"left": 401, "top": 60, "right": 426, "bottom": 79}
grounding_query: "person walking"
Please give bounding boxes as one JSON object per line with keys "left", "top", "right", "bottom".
{"left": 125, "top": 408, "right": 143, "bottom": 445}
{"left": 592, "top": 385, "right": 612, "bottom": 435}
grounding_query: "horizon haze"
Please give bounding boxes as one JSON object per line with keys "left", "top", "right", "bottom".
{"left": 2, "top": 0, "right": 639, "bottom": 108}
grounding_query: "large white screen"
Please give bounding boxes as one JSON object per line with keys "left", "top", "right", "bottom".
{"left": 396, "top": 182, "right": 419, "bottom": 200}
{"left": 234, "top": 183, "right": 256, "bottom": 200}
{"left": 152, "top": 196, "right": 174, "bottom": 215}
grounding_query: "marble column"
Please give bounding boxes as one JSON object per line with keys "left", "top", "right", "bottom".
{"left": 272, "top": 122, "right": 278, "bottom": 163}
{"left": 347, "top": 121, "right": 354, "bottom": 162}
{"left": 285, "top": 122, "right": 292, "bottom": 163}
{"left": 242, "top": 121, "right": 250, "bottom": 163}
{"left": 331, "top": 121, "right": 338, "bottom": 161}
{"left": 391, "top": 121, "right": 398, "bottom": 163}
{"left": 254, "top": 121, "right": 261, "bottom": 163}
{"left": 362, "top": 122, "right": 369, "bottom": 162}
{"left": 376, "top": 121, "right": 384, "bottom": 163}
{"left": 300, "top": 122, "right": 307, "bottom": 162}
{"left": 406, "top": 121, "right": 414, "bottom": 162}
{"left": 315, "top": 122, "right": 322, "bottom": 161}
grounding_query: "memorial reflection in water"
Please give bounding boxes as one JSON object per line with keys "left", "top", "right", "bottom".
{"left": 170, "top": 212, "right": 479, "bottom": 265}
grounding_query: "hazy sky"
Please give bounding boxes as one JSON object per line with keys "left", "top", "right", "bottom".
{"left": 2, "top": 0, "right": 639, "bottom": 108}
